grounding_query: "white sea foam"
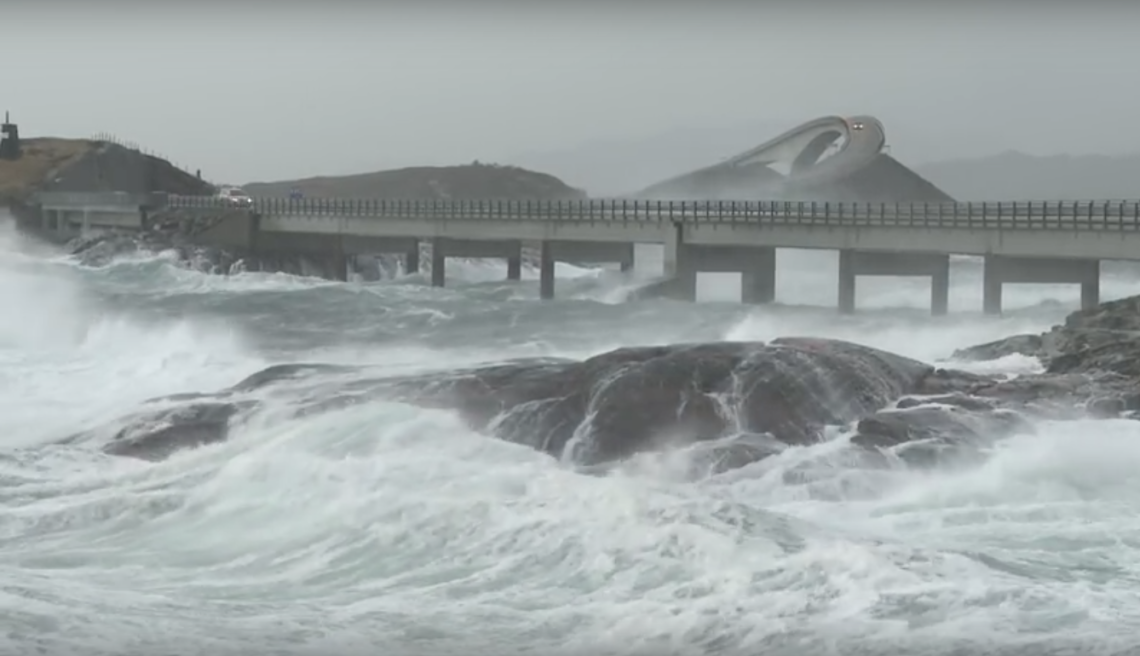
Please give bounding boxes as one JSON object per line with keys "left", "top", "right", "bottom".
{"left": 2, "top": 230, "right": 1139, "bottom": 654}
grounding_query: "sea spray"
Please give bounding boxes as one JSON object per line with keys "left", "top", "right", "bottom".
{"left": 2, "top": 237, "right": 1140, "bottom": 653}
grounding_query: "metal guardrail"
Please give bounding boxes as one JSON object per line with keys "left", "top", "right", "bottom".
{"left": 163, "top": 195, "right": 1140, "bottom": 231}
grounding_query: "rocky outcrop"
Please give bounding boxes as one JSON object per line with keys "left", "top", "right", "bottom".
{"left": 78, "top": 296, "right": 1140, "bottom": 474}
{"left": 66, "top": 208, "right": 267, "bottom": 275}
{"left": 953, "top": 295, "right": 1140, "bottom": 395}
{"left": 62, "top": 339, "right": 1006, "bottom": 473}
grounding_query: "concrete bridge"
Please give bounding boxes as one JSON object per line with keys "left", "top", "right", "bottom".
{"left": 34, "top": 191, "right": 1140, "bottom": 315}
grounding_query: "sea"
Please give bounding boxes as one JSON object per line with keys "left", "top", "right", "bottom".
{"left": 3, "top": 214, "right": 1140, "bottom": 656}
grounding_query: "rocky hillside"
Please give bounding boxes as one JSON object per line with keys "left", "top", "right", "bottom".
{"left": 1, "top": 138, "right": 213, "bottom": 213}
{"left": 39, "top": 141, "right": 213, "bottom": 197}
{"left": 243, "top": 162, "right": 586, "bottom": 200}
{"left": 0, "top": 138, "right": 92, "bottom": 206}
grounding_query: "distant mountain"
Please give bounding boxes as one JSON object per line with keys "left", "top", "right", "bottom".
{"left": 243, "top": 162, "right": 584, "bottom": 200}
{"left": 506, "top": 118, "right": 1140, "bottom": 201}
{"left": 915, "top": 151, "right": 1140, "bottom": 201}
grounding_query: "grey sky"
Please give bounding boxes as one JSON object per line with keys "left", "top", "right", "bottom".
{"left": 4, "top": 3, "right": 1139, "bottom": 186}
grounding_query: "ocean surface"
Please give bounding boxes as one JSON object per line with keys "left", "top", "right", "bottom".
{"left": 3, "top": 216, "right": 1140, "bottom": 655}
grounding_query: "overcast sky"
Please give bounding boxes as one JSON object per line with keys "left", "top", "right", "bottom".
{"left": 5, "top": 2, "right": 1140, "bottom": 186}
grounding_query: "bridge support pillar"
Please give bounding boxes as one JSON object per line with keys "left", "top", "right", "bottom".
{"left": 838, "top": 251, "right": 856, "bottom": 314}
{"left": 741, "top": 247, "right": 777, "bottom": 304}
{"left": 329, "top": 251, "right": 348, "bottom": 282}
{"left": 429, "top": 238, "right": 523, "bottom": 286}
{"left": 983, "top": 258, "right": 1002, "bottom": 316}
{"left": 838, "top": 250, "right": 951, "bottom": 315}
{"left": 539, "top": 241, "right": 555, "bottom": 300}
{"left": 931, "top": 258, "right": 950, "bottom": 316}
{"left": 404, "top": 245, "right": 420, "bottom": 275}
{"left": 431, "top": 238, "right": 446, "bottom": 287}
{"left": 1082, "top": 279, "right": 1100, "bottom": 310}
{"left": 982, "top": 255, "right": 1100, "bottom": 315}
{"left": 663, "top": 223, "right": 697, "bottom": 301}
{"left": 507, "top": 255, "right": 522, "bottom": 281}
{"left": 660, "top": 232, "right": 774, "bottom": 303}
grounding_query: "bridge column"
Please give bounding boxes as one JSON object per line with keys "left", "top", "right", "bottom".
{"left": 838, "top": 250, "right": 857, "bottom": 314}
{"left": 983, "top": 255, "right": 1100, "bottom": 315}
{"left": 507, "top": 255, "right": 522, "bottom": 281}
{"left": 982, "top": 256, "right": 1002, "bottom": 316}
{"left": 430, "top": 238, "right": 446, "bottom": 287}
{"left": 838, "top": 250, "right": 951, "bottom": 315}
{"left": 329, "top": 251, "right": 348, "bottom": 282}
{"left": 663, "top": 222, "right": 697, "bottom": 301}
{"left": 932, "top": 256, "right": 950, "bottom": 316}
{"left": 404, "top": 244, "right": 420, "bottom": 275}
{"left": 741, "top": 247, "right": 777, "bottom": 304}
{"left": 1082, "top": 277, "right": 1100, "bottom": 310}
{"left": 539, "top": 241, "right": 555, "bottom": 300}
{"left": 619, "top": 242, "right": 635, "bottom": 272}
{"left": 429, "top": 238, "right": 522, "bottom": 284}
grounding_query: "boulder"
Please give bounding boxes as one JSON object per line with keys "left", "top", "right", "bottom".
{"left": 94, "top": 338, "right": 941, "bottom": 468}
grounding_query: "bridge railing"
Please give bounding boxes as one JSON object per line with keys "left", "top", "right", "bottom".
{"left": 161, "top": 196, "right": 1140, "bottom": 231}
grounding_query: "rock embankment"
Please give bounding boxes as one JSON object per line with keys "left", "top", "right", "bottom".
{"left": 74, "top": 296, "right": 1140, "bottom": 475}
{"left": 954, "top": 295, "right": 1140, "bottom": 383}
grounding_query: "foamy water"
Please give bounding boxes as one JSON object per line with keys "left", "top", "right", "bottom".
{"left": 3, "top": 220, "right": 1140, "bottom": 655}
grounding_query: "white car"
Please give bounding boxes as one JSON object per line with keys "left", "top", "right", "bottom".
{"left": 217, "top": 186, "right": 253, "bottom": 208}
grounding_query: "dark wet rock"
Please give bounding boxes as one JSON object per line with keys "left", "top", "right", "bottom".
{"left": 377, "top": 338, "right": 937, "bottom": 466}
{"left": 853, "top": 404, "right": 1034, "bottom": 468}
{"left": 951, "top": 333, "right": 1050, "bottom": 362}
{"left": 94, "top": 338, "right": 943, "bottom": 467}
{"left": 954, "top": 295, "right": 1140, "bottom": 377}
{"left": 946, "top": 294, "right": 1140, "bottom": 420}
{"left": 854, "top": 405, "right": 1033, "bottom": 450}
{"left": 100, "top": 402, "right": 250, "bottom": 461}
{"left": 1087, "top": 396, "right": 1126, "bottom": 419}
{"left": 228, "top": 362, "right": 363, "bottom": 393}
{"left": 97, "top": 296, "right": 1140, "bottom": 471}
{"left": 912, "top": 367, "right": 995, "bottom": 396}
{"left": 896, "top": 393, "right": 996, "bottom": 412}
{"left": 67, "top": 229, "right": 326, "bottom": 277}
{"left": 576, "top": 433, "right": 789, "bottom": 480}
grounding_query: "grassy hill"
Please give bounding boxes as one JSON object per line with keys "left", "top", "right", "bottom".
{"left": 243, "top": 162, "right": 586, "bottom": 200}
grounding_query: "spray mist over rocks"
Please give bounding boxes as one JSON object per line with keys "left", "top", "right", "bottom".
{"left": 4, "top": 229, "right": 1140, "bottom": 655}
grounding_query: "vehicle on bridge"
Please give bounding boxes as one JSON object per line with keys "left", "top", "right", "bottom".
{"left": 216, "top": 186, "right": 253, "bottom": 208}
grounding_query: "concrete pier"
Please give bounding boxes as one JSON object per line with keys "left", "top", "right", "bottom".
{"left": 983, "top": 255, "right": 1100, "bottom": 315}
{"left": 329, "top": 252, "right": 348, "bottom": 282}
{"left": 660, "top": 224, "right": 776, "bottom": 303}
{"left": 539, "top": 241, "right": 555, "bottom": 299}
{"left": 838, "top": 250, "right": 951, "bottom": 315}
{"left": 404, "top": 247, "right": 420, "bottom": 274}
{"left": 530, "top": 240, "right": 637, "bottom": 300}
{"left": 429, "top": 238, "right": 523, "bottom": 287}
